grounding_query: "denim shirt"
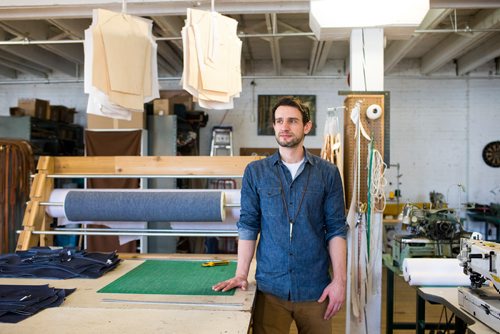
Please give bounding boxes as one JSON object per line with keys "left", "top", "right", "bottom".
{"left": 237, "top": 149, "right": 347, "bottom": 302}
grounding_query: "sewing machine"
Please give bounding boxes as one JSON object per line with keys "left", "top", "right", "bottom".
{"left": 457, "top": 238, "right": 500, "bottom": 331}
{"left": 392, "top": 205, "right": 469, "bottom": 268}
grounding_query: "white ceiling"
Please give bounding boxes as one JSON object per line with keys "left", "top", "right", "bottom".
{"left": 0, "top": 0, "right": 499, "bottom": 80}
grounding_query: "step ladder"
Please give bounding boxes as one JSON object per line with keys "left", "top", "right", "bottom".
{"left": 209, "top": 125, "right": 236, "bottom": 189}
{"left": 207, "top": 126, "right": 237, "bottom": 253}
{"left": 210, "top": 126, "right": 233, "bottom": 156}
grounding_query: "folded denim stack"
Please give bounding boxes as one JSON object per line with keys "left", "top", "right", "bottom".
{"left": 0, "top": 247, "right": 120, "bottom": 279}
{"left": 0, "top": 284, "right": 75, "bottom": 323}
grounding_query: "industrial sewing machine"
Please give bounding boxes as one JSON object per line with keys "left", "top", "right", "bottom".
{"left": 457, "top": 238, "right": 500, "bottom": 331}
{"left": 392, "top": 204, "right": 470, "bottom": 268}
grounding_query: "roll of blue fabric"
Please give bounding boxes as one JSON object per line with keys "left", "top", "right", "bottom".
{"left": 64, "top": 191, "right": 225, "bottom": 222}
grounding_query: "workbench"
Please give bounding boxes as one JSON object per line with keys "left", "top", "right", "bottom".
{"left": 0, "top": 254, "right": 256, "bottom": 334}
{"left": 417, "top": 287, "right": 496, "bottom": 334}
{"left": 383, "top": 254, "right": 497, "bottom": 334}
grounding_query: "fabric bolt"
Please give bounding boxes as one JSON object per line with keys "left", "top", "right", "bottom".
{"left": 237, "top": 150, "right": 347, "bottom": 302}
{"left": 46, "top": 189, "right": 237, "bottom": 236}
{"left": 0, "top": 284, "right": 75, "bottom": 323}
{"left": 0, "top": 247, "right": 120, "bottom": 279}
{"left": 64, "top": 191, "right": 225, "bottom": 222}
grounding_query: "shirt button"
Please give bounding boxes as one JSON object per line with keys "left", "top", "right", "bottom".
{"left": 289, "top": 252, "right": 293, "bottom": 256}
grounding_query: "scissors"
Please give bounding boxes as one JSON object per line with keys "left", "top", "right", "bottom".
{"left": 201, "top": 260, "right": 230, "bottom": 267}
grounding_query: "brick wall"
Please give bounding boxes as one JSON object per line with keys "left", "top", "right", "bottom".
{"left": 0, "top": 75, "right": 498, "bottom": 206}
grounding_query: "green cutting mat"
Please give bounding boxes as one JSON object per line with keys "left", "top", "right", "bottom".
{"left": 98, "top": 260, "right": 236, "bottom": 296}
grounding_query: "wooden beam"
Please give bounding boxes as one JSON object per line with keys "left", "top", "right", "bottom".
{"left": 265, "top": 13, "right": 281, "bottom": 76}
{"left": 421, "top": 8, "right": 500, "bottom": 74}
{"left": 456, "top": 33, "right": 500, "bottom": 75}
{"left": 50, "top": 156, "right": 262, "bottom": 176}
{"left": 384, "top": 8, "right": 452, "bottom": 73}
{"left": 0, "top": 1, "right": 310, "bottom": 20}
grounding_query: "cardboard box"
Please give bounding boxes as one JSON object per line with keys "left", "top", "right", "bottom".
{"left": 9, "top": 107, "right": 26, "bottom": 116}
{"left": 153, "top": 99, "right": 170, "bottom": 115}
{"left": 18, "top": 98, "right": 50, "bottom": 119}
{"left": 159, "top": 90, "right": 193, "bottom": 111}
{"left": 87, "top": 111, "right": 145, "bottom": 129}
{"left": 47, "top": 105, "right": 77, "bottom": 123}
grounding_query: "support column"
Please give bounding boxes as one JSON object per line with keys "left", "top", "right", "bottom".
{"left": 345, "top": 27, "right": 385, "bottom": 334}
{"left": 349, "top": 28, "right": 384, "bottom": 91}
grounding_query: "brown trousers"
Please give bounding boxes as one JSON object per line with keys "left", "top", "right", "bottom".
{"left": 252, "top": 291, "right": 332, "bottom": 334}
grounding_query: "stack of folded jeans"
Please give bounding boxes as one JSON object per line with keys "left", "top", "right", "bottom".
{"left": 0, "top": 247, "right": 120, "bottom": 279}
{"left": 0, "top": 284, "right": 75, "bottom": 323}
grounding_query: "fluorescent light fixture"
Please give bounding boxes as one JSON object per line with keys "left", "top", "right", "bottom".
{"left": 310, "top": 0, "right": 430, "bottom": 40}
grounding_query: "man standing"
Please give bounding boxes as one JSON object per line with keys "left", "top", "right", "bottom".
{"left": 213, "top": 96, "right": 347, "bottom": 334}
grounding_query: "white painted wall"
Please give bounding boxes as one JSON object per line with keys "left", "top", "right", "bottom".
{"left": 1, "top": 74, "right": 499, "bottom": 206}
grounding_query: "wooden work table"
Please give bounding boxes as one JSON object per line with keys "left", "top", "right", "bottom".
{"left": 0, "top": 254, "right": 256, "bottom": 334}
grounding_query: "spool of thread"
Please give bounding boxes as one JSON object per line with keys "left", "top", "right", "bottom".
{"left": 64, "top": 191, "right": 225, "bottom": 222}
{"left": 366, "top": 104, "right": 383, "bottom": 120}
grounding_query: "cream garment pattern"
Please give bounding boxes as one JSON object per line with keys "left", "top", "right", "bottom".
{"left": 84, "top": 9, "right": 159, "bottom": 120}
{"left": 182, "top": 8, "right": 242, "bottom": 110}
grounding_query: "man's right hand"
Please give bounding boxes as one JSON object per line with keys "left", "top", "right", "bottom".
{"left": 212, "top": 275, "right": 248, "bottom": 292}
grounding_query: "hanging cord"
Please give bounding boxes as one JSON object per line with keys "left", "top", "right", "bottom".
{"left": 208, "top": 0, "right": 218, "bottom": 61}
{"left": 354, "top": 103, "right": 362, "bottom": 207}
{"left": 370, "top": 148, "right": 387, "bottom": 212}
{"left": 366, "top": 140, "right": 374, "bottom": 260}
{"left": 122, "top": 0, "right": 127, "bottom": 13}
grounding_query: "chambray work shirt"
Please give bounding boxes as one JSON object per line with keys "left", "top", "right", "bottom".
{"left": 237, "top": 150, "right": 347, "bottom": 302}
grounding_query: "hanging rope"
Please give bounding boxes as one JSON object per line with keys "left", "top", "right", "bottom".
{"left": 370, "top": 148, "right": 387, "bottom": 212}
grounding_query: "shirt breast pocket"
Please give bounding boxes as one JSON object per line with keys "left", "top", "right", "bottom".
{"left": 258, "top": 187, "right": 282, "bottom": 217}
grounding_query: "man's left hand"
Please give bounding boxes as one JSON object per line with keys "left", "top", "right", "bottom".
{"left": 317, "top": 279, "right": 346, "bottom": 320}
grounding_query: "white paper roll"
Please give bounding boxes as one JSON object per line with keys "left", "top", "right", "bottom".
{"left": 366, "top": 104, "right": 383, "bottom": 120}
{"left": 402, "top": 258, "right": 470, "bottom": 286}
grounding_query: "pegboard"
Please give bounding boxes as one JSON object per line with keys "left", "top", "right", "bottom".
{"left": 343, "top": 94, "right": 385, "bottom": 209}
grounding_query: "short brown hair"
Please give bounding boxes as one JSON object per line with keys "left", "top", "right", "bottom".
{"left": 272, "top": 96, "right": 311, "bottom": 124}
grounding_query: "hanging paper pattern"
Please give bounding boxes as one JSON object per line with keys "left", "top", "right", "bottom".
{"left": 84, "top": 9, "right": 159, "bottom": 120}
{"left": 181, "top": 8, "right": 242, "bottom": 110}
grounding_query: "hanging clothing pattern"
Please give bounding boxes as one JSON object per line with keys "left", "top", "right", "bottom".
{"left": 181, "top": 8, "right": 242, "bottom": 110}
{"left": 84, "top": 9, "right": 159, "bottom": 120}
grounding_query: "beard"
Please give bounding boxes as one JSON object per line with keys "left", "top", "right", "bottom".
{"left": 275, "top": 132, "right": 304, "bottom": 148}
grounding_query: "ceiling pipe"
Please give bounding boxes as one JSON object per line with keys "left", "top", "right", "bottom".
{"left": 0, "top": 31, "right": 315, "bottom": 46}
{"left": 415, "top": 28, "right": 500, "bottom": 33}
